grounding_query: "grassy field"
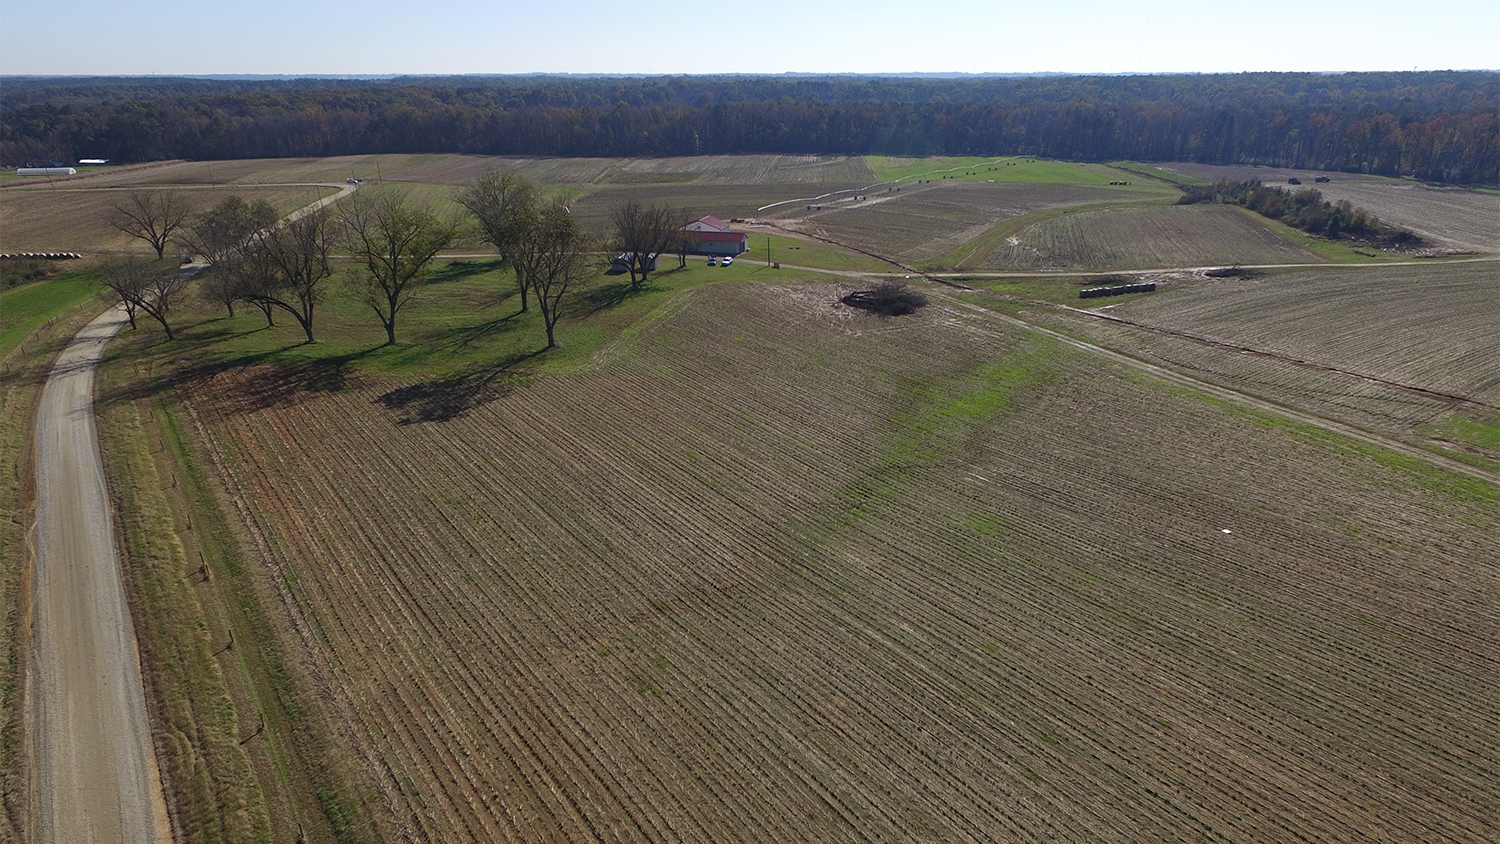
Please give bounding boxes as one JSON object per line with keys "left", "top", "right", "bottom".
{"left": 865, "top": 156, "right": 1136, "bottom": 186}
{"left": 1107, "top": 161, "right": 1213, "bottom": 186}
{"left": 9, "top": 152, "right": 1499, "bottom": 843}
{"left": 160, "top": 279, "right": 1499, "bottom": 843}
{"left": 0, "top": 271, "right": 103, "bottom": 358}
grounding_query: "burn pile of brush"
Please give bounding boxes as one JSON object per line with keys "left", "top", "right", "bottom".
{"left": 841, "top": 281, "right": 928, "bottom": 316}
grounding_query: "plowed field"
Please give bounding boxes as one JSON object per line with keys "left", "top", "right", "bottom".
{"left": 0, "top": 186, "right": 337, "bottom": 253}
{"left": 1018, "top": 262, "right": 1500, "bottom": 437}
{"left": 975, "top": 204, "right": 1321, "bottom": 270}
{"left": 768, "top": 182, "right": 1135, "bottom": 264}
{"left": 178, "top": 281, "right": 1500, "bottom": 843}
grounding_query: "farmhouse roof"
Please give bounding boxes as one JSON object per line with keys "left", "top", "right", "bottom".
{"left": 687, "top": 215, "right": 731, "bottom": 231}
{"left": 689, "top": 230, "right": 747, "bottom": 242}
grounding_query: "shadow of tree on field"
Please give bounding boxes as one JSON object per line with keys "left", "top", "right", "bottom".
{"left": 375, "top": 349, "right": 542, "bottom": 425}
{"left": 579, "top": 279, "right": 637, "bottom": 315}
{"left": 424, "top": 258, "right": 505, "bottom": 285}
{"left": 100, "top": 344, "right": 381, "bottom": 416}
{"left": 420, "top": 309, "right": 524, "bottom": 354}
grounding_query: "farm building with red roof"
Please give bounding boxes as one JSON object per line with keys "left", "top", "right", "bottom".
{"left": 685, "top": 215, "right": 731, "bottom": 232}
{"left": 686, "top": 229, "right": 749, "bottom": 256}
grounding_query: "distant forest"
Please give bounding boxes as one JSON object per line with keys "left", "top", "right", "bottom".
{"left": 2, "top": 72, "right": 1496, "bottom": 185}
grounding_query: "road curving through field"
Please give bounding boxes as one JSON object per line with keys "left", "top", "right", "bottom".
{"left": 25, "top": 304, "right": 173, "bottom": 844}
{"left": 22, "top": 178, "right": 357, "bottom": 844}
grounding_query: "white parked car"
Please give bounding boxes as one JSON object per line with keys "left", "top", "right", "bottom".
{"left": 721, "top": 256, "right": 733, "bottom": 266}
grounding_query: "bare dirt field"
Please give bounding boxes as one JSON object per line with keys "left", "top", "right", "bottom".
{"left": 766, "top": 182, "right": 1137, "bottom": 264}
{"left": 1158, "top": 163, "right": 1500, "bottom": 252}
{"left": 973, "top": 203, "right": 1321, "bottom": 270}
{"left": 175, "top": 281, "right": 1500, "bottom": 844}
{"left": 0, "top": 186, "right": 336, "bottom": 254}
{"left": 568, "top": 184, "right": 855, "bottom": 230}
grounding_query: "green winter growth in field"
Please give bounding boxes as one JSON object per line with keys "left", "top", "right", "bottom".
{"left": 821, "top": 335, "right": 1061, "bottom": 532}
{"left": 866, "top": 156, "right": 1152, "bottom": 188}
{"left": 1426, "top": 412, "right": 1500, "bottom": 472}
{"left": 0, "top": 271, "right": 103, "bottom": 358}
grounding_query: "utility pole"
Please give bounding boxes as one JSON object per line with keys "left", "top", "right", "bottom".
{"left": 767, "top": 236, "right": 771, "bottom": 267}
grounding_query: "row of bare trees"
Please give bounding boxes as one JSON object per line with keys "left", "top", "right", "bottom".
{"left": 106, "top": 189, "right": 459, "bottom": 346}
{"left": 105, "top": 180, "right": 679, "bottom": 350}
{"left": 455, "top": 172, "right": 592, "bottom": 349}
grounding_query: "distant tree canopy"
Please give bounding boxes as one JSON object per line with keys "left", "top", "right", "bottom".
{"left": 3, "top": 72, "right": 1495, "bottom": 184}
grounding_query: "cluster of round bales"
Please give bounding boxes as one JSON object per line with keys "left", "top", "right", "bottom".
{"left": 0, "top": 252, "right": 82, "bottom": 260}
{"left": 1079, "top": 281, "right": 1156, "bottom": 299}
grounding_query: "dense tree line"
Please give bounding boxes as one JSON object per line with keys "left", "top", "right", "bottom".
{"left": 1179, "top": 179, "right": 1421, "bottom": 246}
{"left": 3, "top": 72, "right": 1495, "bottom": 184}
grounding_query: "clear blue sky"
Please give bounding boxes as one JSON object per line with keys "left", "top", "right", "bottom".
{"left": 1, "top": 0, "right": 1495, "bottom": 75}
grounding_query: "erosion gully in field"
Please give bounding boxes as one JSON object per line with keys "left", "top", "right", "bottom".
{"left": 175, "top": 283, "right": 1500, "bottom": 843}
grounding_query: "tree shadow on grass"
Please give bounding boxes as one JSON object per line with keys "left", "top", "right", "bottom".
{"left": 375, "top": 349, "right": 543, "bottom": 425}
{"left": 580, "top": 279, "right": 637, "bottom": 315}
{"left": 420, "top": 308, "right": 525, "bottom": 354}
{"left": 424, "top": 258, "right": 505, "bottom": 285}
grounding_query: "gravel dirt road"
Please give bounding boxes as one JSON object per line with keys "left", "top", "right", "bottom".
{"left": 20, "top": 178, "right": 354, "bottom": 844}
{"left": 25, "top": 304, "right": 172, "bottom": 844}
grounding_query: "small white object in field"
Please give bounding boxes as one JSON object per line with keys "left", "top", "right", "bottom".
{"left": 1221, "top": 529, "right": 1232, "bottom": 534}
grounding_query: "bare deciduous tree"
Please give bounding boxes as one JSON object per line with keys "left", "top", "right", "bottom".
{"left": 238, "top": 210, "right": 337, "bottom": 343}
{"left": 672, "top": 209, "right": 695, "bottom": 269}
{"left": 187, "top": 195, "right": 280, "bottom": 317}
{"left": 514, "top": 202, "right": 594, "bottom": 350}
{"left": 109, "top": 190, "right": 191, "bottom": 259}
{"left": 100, "top": 256, "right": 189, "bottom": 339}
{"left": 455, "top": 170, "right": 540, "bottom": 312}
{"left": 342, "top": 192, "right": 456, "bottom": 346}
{"left": 610, "top": 201, "right": 679, "bottom": 290}
{"left": 183, "top": 195, "right": 278, "bottom": 269}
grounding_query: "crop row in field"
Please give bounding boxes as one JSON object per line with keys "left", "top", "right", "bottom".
{"left": 1103, "top": 262, "right": 1500, "bottom": 404}
{"left": 972, "top": 204, "right": 1321, "bottom": 270}
{"left": 176, "top": 279, "right": 1500, "bottom": 843}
